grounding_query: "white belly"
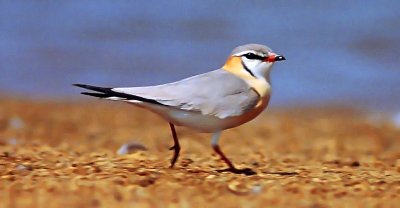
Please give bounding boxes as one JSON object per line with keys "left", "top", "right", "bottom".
{"left": 161, "top": 108, "right": 244, "bottom": 132}
{"left": 130, "top": 101, "right": 268, "bottom": 133}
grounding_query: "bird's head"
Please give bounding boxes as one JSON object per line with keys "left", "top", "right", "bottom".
{"left": 223, "top": 44, "right": 285, "bottom": 80}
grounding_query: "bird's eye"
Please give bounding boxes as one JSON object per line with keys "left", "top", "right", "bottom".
{"left": 243, "top": 53, "right": 263, "bottom": 60}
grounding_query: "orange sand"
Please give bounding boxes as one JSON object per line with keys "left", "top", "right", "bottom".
{"left": 0, "top": 99, "right": 399, "bottom": 208}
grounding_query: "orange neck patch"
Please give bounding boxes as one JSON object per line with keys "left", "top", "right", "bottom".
{"left": 222, "top": 56, "right": 250, "bottom": 79}
{"left": 222, "top": 56, "right": 271, "bottom": 98}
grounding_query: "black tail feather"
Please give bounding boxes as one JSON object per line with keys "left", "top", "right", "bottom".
{"left": 74, "top": 83, "right": 163, "bottom": 105}
{"left": 81, "top": 92, "right": 110, "bottom": 98}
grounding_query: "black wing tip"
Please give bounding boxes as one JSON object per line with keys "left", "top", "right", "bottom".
{"left": 74, "top": 83, "right": 163, "bottom": 105}
{"left": 73, "top": 83, "right": 112, "bottom": 92}
{"left": 73, "top": 83, "right": 91, "bottom": 88}
{"left": 73, "top": 83, "right": 95, "bottom": 89}
{"left": 73, "top": 83, "right": 87, "bottom": 88}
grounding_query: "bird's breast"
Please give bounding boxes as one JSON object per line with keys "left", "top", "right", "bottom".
{"left": 229, "top": 92, "right": 270, "bottom": 126}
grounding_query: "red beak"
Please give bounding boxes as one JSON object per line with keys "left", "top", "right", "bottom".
{"left": 264, "top": 54, "right": 286, "bottom": 62}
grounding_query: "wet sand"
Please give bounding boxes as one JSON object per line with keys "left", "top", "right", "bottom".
{"left": 0, "top": 99, "right": 399, "bottom": 208}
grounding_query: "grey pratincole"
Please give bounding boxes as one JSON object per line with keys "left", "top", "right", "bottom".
{"left": 74, "top": 43, "right": 285, "bottom": 175}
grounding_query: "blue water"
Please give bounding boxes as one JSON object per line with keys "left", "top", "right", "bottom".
{"left": 1, "top": 1, "right": 399, "bottom": 110}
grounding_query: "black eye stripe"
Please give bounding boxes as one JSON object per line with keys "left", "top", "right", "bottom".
{"left": 243, "top": 53, "right": 265, "bottom": 60}
{"left": 241, "top": 60, "right": 256, "bottom": 78}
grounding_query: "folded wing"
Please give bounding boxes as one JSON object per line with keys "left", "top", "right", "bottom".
{"left": 75, "top": 70, "right": 260, "bottom": 119}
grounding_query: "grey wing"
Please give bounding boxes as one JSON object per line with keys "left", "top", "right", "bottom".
{"left": 112, "top": 69, "right": 260, "bottom": 119}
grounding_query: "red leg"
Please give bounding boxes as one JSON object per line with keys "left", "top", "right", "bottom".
{"left": 212, "top": 145, "right": 236, "bottom": 170}
{"left": 168, "top": 123, "right": 180, "bottom": 168}
{"left": 211, "top": 132, "right": 256, "bottom": 175}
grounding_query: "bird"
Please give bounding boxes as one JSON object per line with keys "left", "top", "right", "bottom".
{"left": 74, "top": 43, "right": 285, "bottom": 175}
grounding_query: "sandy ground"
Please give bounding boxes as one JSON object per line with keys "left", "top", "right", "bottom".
{"left": 0, "top": 99, "right": 399, "bottom": 208}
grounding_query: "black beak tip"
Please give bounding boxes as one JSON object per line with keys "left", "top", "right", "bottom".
{"left": 275, "top": 55, "right": 286, "bottom": 61}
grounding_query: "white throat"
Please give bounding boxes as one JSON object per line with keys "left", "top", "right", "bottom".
{"left": 242, "top": 58, "right": 274, "bottom": 82}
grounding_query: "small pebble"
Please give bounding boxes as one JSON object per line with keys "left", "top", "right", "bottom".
{"left": 227, "top": 181, "right": 249, "bottom": 195}
{"left": 117, "top": 141, "right": 147, "bottom": 155}
{"left": 16, "top": 164, "right": 32, "bottom": 171}
{"left": 392, "top": 112, "right": 400, "bottom": 128}
{"left": 7, "top": 138, "right": 18, "bottom": 146}
{"left": 9, "top": 117, "right": 24, "bottom": 129}
{"left": 251, "top": 184, "right": 263, "bottom": 194}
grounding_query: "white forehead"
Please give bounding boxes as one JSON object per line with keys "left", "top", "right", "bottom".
{"left": 231, "top": 44, "right": 273, "bottom": 56}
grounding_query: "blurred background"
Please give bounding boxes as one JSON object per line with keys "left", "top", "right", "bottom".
{"left": 1, "top": 0, "right": 399, "bottom": 111}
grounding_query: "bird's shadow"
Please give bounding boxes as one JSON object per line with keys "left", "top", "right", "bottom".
{"left": 216, "top": 168, "right": 257, "bottom": 176}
